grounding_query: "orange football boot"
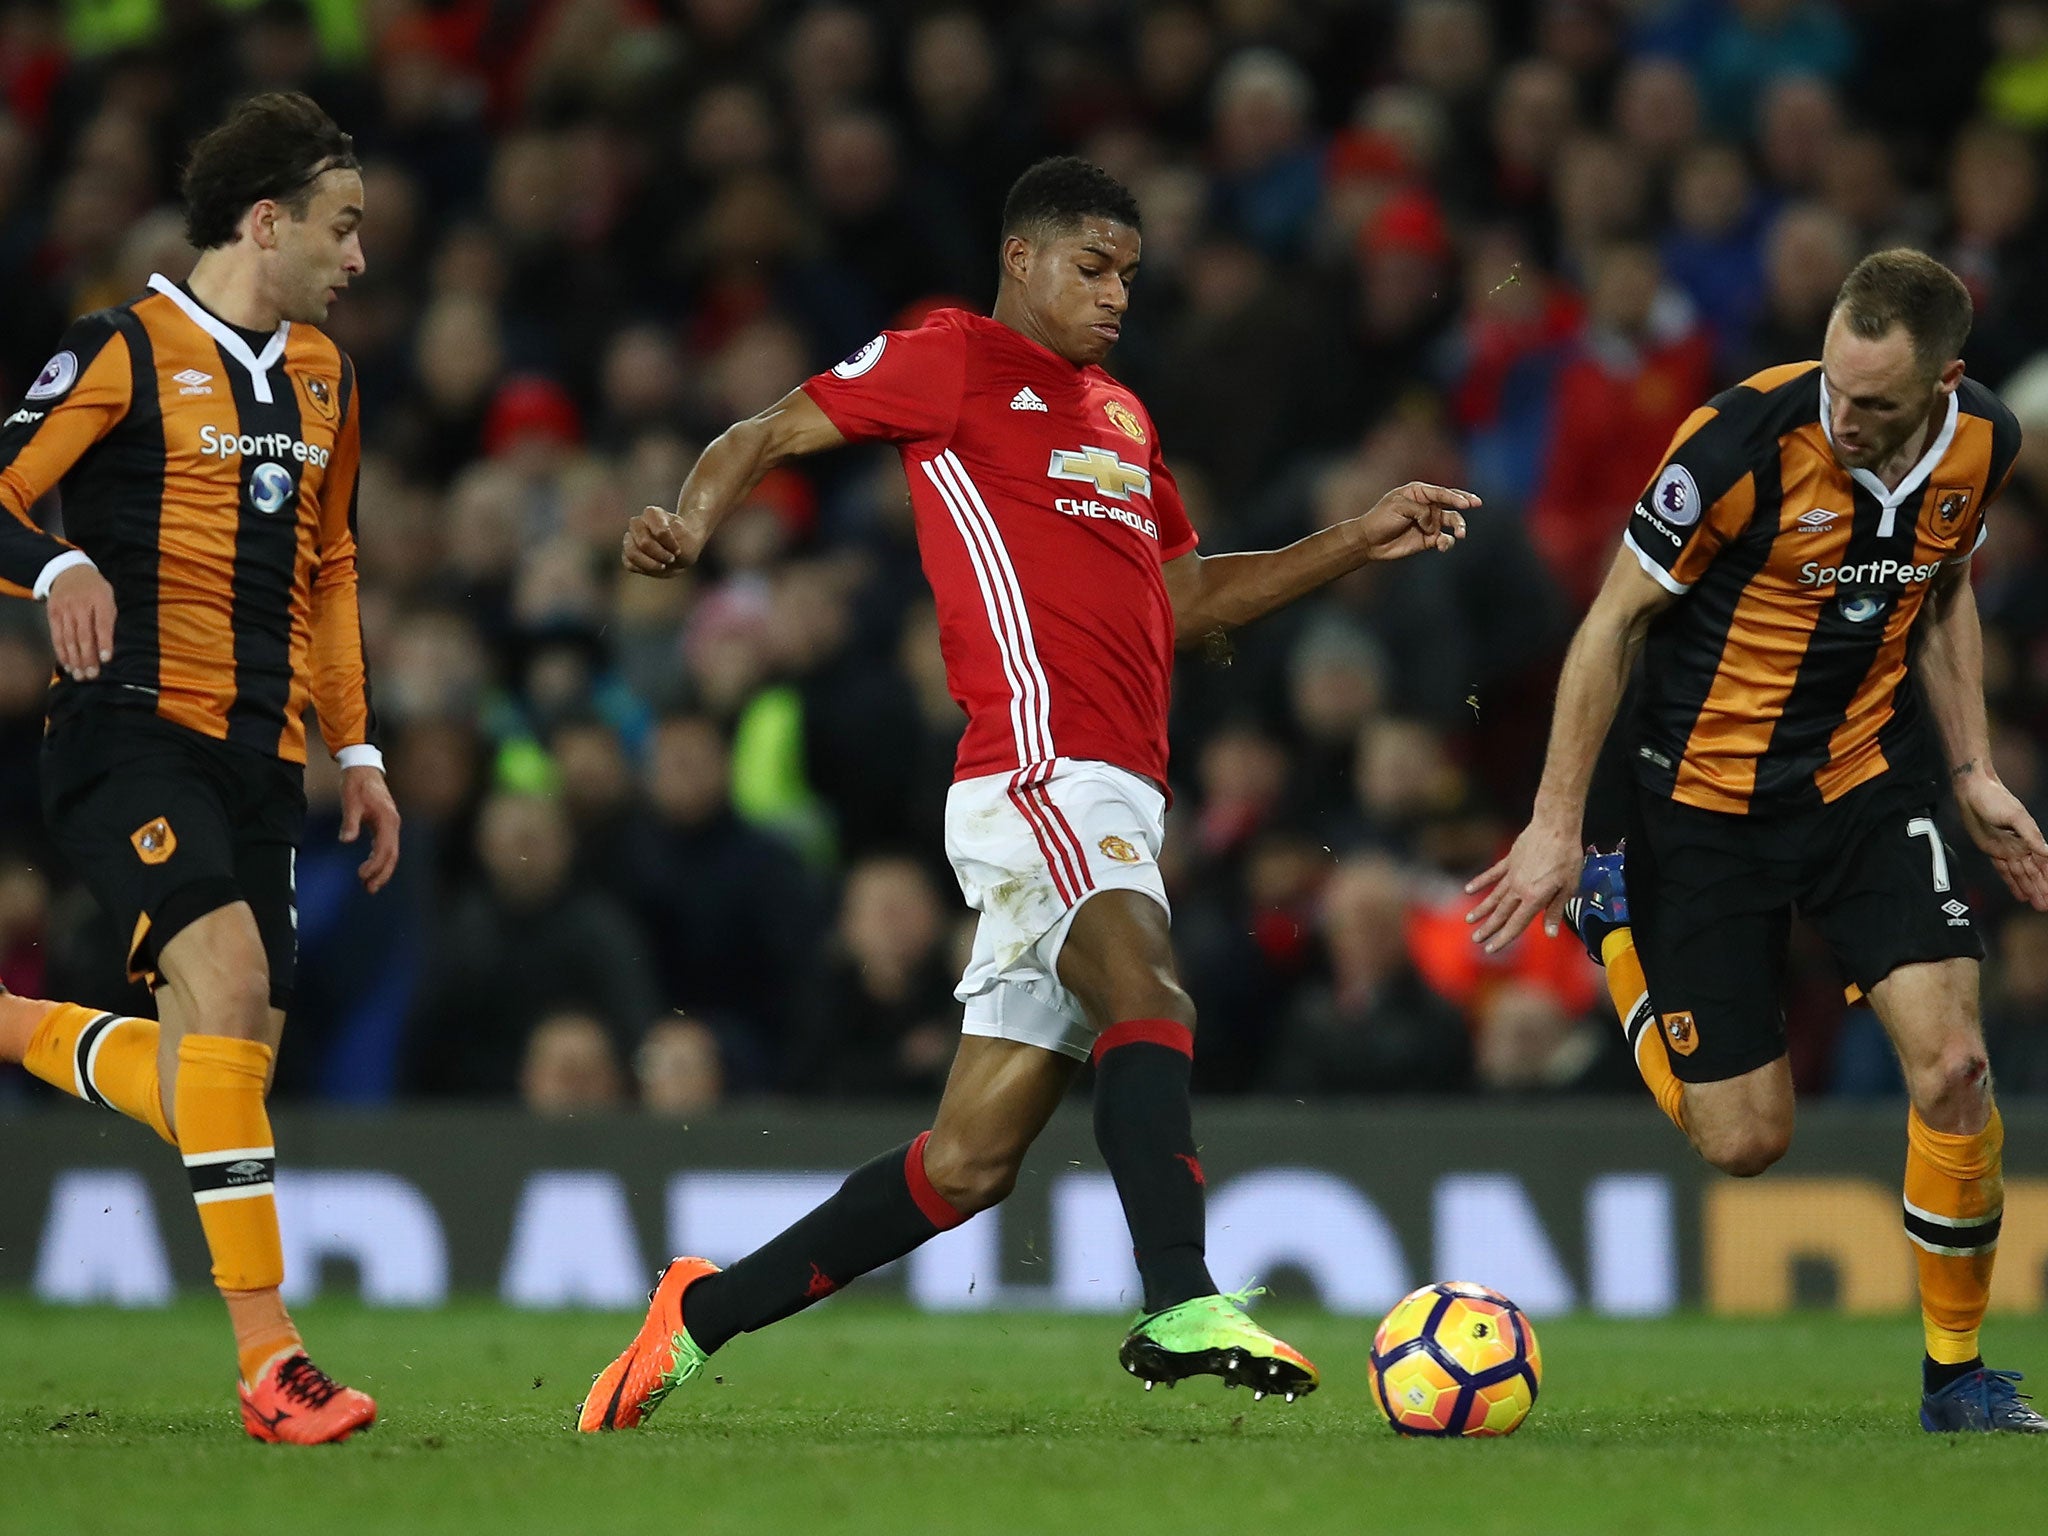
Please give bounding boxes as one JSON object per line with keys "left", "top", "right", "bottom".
{"left": 578, "top": 1257, "right": 720, "bottom": 1432}
{"left": 239, "top": 1352, "right": 377, "bottom": 1444}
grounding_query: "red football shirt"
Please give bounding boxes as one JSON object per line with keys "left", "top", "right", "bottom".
{"left": 802, "top": 310, "right": 1198, "bottom": 787}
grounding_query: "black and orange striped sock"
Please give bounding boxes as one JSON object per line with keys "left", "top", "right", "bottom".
{"left": 1600, "top": 928, "right": 1688, "bottom": 1133}
{"left": 1093, "top": 1018, "right": 1217, "bottom": 1314}
{"left": 1905, "top": 1104, "right": 2003, "bottom": 1381}
{"left": 12, "top": 995, "right": 174, "bottom": 1144}
{"left": 174, "top": 1034, "right": 300, "bottom": 1383}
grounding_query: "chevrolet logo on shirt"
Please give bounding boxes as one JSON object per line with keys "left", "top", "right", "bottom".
{"left": 1047, "top": 446, "right": 1151, "bottom": 502}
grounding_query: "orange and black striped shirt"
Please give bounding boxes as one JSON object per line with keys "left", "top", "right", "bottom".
{"left": 0, "top": 275, "right": 375, "bottom": 765}
{"left": 1626, "top": 362, "right": 2019, "bottom": 816}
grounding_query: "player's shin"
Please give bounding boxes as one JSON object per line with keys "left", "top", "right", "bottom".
{"left": 11, "top": 994, "right": 174, "bottom": 1144}
{"left": 1092, "top": 1018, "right": 1217, "bottom": 1314}
{"left": 1601, "top": 929, "right": 1688, "bottom": 1133}
{"left": 175, "top": 1034, "right": 301, "bottom": 1383}
{"left": 680, "top": 1131, "right": 967, "bottom": 1354}
{"left": 1905, "top": 1104, "right": 2004, "bottom": 1386}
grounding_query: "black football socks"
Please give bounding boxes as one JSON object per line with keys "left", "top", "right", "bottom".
{"left": 1092, "top": 1018, "right": 1217, "bottom": 1314}
{"left": 681, "top": 1133, "right": 965, "bottom": 1354}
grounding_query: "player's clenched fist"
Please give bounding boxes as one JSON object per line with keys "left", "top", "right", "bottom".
{"left": 622, "top": 504, "right": 690, "bottom": 576}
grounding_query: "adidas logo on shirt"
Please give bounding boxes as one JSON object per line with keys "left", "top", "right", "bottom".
{"left": 1010, "top": 387, "right": 1048, "bottom": 412}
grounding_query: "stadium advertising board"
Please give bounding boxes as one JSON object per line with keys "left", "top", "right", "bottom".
{"left": 4, "top": 1104, "right": 2045, "bottom": 1316}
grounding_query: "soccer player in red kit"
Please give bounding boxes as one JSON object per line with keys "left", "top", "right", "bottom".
{"left": 580, "top": 158, "right": 1476, "bottom": 1430}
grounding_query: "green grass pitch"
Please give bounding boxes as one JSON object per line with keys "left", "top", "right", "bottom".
{"left": 3, "top": 1299, "right": 2044, "bottom": 1534}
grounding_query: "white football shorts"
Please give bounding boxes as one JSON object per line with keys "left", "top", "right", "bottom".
{"left": 945, "top": 757, "right": 1170, "bottom": 1061}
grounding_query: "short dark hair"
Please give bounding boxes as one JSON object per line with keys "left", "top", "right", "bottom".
{"left": 1000, "top": 156, "right": 1141, "bottom": 242}
{"left": 181, "top": 92, "right": 359, "bottom": 250}
{"left": 1833, "top": 249, "right": 1974, "bottom": 374}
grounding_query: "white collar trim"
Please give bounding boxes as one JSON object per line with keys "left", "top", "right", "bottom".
{"left": 1817, "top": 372, "right": 1959, "bottom": 538}
{"left": 147, "top": 273, "right": 290, "bottom": 404}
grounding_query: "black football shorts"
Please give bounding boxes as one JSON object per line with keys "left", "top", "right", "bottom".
{"left": 41, "top": 709, "right": 305, "bottom": 1009}
{"left": 1624, "top": 772, "right": 1984, "bottom": 1084}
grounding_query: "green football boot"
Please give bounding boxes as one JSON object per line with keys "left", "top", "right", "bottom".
{"left": 1118, "top": 1288, "right": 1320, "bottom": 1401}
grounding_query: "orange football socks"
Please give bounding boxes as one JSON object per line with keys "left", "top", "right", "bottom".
{"left": 175, "top": 1034, "right": 301, "bottom": 1383}
{"left": 1905, "top": 1105, "right": 2003, "bottom": 1366}
{"left": 12, "top": 995, "right": 174, "bottom": 1144}
{"left": 1600, "top": 928, "right": 1688, "bottom": 1133}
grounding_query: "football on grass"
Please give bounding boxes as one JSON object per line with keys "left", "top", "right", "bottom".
{"left": 1368, "top": 1281, "right": 1542, "bottom": 1437}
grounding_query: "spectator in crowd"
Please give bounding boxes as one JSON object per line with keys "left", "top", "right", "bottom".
{"left": 638, "top": 1015, "right": 727, "bottom": 1115}
{"left": 624, "top": 711, "right": 821, "bottom": 1084}
{"left": 1474, "top": 981, "right": 1629, "bottom": 1095}
{"left": 1264, "top": 856, "right": 1473, "bottom": 1095}
{"left": 1987, "top": 910, "right": 2048, "bottom": 1092}
{"left": 521, "top": 1010, "right": 628, "bottom": 1117}
{"left": 1698, "top": 2, "right": 1855, "bottom": 137}
{"left": 1529, "top": 239, "right": 1714, "bottom": 610}
{"left": 1727, "top": 201, "right": 1857, "bottom": 383}
{"left": 1612, "top": 55, "right": 1702, "bottom": 182}
{"left": 1443, "top": 221, "right": 1584, "bottom": 504}
{"left": 1209, "top": 47, "right": 1322, "bottom": 260}
{"left": 789, "top": 855, "right": 959, "bottom": 1098}
{"left": 547, "top": 711, "right": 640, "bottom": 889}
{"left": 406, "top": 789, "right": 660, "bottom": 1097}
{"left": 1483, "top": 58, "right": 1578, "bottom": 240}
{"left": 1660, "top": 140, "right": 1769, "bottom": 365}
{"left": 1755, "top": 74, "right": 1846, "bottom": 198}
{"left": 1984, "top": 1, "right": 2048, "bottom": 130}
{"left": 1941, "top": 121, "right": 2048, "bottom": 386}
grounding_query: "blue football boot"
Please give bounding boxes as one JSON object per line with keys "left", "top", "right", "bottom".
{"left": 1562, "top": 845, "right": 1629, "bottom": 967}
{"left": 1920, "top": 1367, "right": 2048, "bottom": 1433}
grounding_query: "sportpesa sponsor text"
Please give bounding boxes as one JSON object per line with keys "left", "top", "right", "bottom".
{"left": 198, "top": 424, "right": 331, "bottom": 468}
{"left": 1799, "top": 556, "right": 1946, "bottom": 587}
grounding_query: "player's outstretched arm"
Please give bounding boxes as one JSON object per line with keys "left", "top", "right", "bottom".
{"left": 623, "top": 388, "right": 847, "bottom": 577}
{"left": 1921, "top": 561, "right": 2048, "bottom": 909}
{"left": 1161, "top": 480, "right": 1478, "bottom": 643}
{"left": 1465, "top": 548, "right": 1676, "bottom": 952}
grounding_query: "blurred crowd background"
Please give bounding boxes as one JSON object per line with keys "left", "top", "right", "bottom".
{"left": 5, "top": 0, "right": 2048, "bottom": 1115}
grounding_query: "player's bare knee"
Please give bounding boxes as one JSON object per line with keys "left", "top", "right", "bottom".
{"left": 920, "top": 1135, "right": 1020, "bottom": 1215}
{"left": 1696, "top": 1124, "right": 1790, "bottom": 1179}
{"left": 1081, "top": 967, "right": 1195, "bottom": 1034}
{"left": 163, "top": 942, "right": 271, "bottom": 1039}
{"left": 1127, "top": 974, "right": 1194, "bottom": 1031}
{"left": 1910, "top": 1046, "right": 1991, "bottom": 1127}
{"left": 161, "top": 907, "right": 272, "bottom": 1038}
{"left": 197, "top": 966, "right": 272, "bottom": 1039}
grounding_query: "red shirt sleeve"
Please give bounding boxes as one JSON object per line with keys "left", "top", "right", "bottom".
{"left": 1149, "top": 430, "right": 1198, "bottom": 563}
{"left": 800, "top": 318, "right": 966, "bottom": 449}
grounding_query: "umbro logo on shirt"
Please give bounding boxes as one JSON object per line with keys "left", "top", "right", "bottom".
{"left": 173, "top": 368, "right": 214, "bottom": 396}
{"left": 1010, "top": 387, "right": 1048, "bottom": 412}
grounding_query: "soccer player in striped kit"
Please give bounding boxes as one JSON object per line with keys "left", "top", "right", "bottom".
{"left": 581, "top": 157, "right": 1478, "bottom": 1429}
{"left": 0, "top": 94, "right": 396, "bottom": 1443}
{"left": 1469, "top": 250, "right": 2048, "bottom": 1433}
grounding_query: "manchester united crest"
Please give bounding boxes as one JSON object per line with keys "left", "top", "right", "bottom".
{"left": 1103, "top": 399, "right": 1146, "bottom": 444}
{"left": 1098, "top": 834, "right": 1141, "bottom": 864}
